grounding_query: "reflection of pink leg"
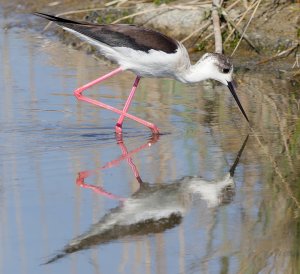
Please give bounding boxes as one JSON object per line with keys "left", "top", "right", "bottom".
{"left": 73, "top": 68, "right": 159, "bottom": 134}
{"left": 76, "top": 134, "right": 159, "bottom": 199}
{"left": 76, "top": 174, "right": 125, "bottom": 201}
{"left": 118, "top": 139, "right": 141, "bottom": 181}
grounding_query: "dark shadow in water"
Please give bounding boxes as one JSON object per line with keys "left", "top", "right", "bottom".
{"left": 44, "top": 135, "right": 249, "bottom": 264}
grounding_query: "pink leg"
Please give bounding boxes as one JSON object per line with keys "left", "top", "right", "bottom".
{"left": 115, "top": 76, "right": 140, "bottom": 134}
{"left": 74, "top": 68, "right": 159, "bottom": 134}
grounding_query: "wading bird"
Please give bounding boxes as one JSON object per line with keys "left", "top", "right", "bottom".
{"left": 34, "top": 12, "right": 249, "bottom": 134}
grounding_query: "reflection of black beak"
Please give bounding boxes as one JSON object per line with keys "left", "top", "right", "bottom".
{"left": 229, "top": 134, "right": 249, "bottom": 177}
{"left": 227, "top": 81, "right": 249, "bottom": 123}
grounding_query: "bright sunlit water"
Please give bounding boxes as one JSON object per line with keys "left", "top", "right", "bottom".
{"left": 1, "top": 11, "right": 300, "bottom": 274}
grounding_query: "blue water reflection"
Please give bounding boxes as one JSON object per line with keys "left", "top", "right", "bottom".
{"left": 1, "top": 10, "right": 300, "bottom": 274}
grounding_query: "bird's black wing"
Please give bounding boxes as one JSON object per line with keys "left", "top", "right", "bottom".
{"left": 34, "top": 12, "right": 179, "bottom": 54}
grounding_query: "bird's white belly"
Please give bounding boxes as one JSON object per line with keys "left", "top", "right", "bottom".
{"left": 128, "top": 63, "right": 177, "bottom": 78}
{"left": 115, "top": 47, "right": 190, "bottom": 79}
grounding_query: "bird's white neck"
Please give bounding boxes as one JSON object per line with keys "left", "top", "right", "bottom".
{"left": 176, "top": 62, "right": 210, "bottom": 84}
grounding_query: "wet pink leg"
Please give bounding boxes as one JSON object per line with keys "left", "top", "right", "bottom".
{"left": 115, "top": 76, "right": 141, "bottom": 134}
{"left": 74, "top": 68, "right": 159, "bottom": 134}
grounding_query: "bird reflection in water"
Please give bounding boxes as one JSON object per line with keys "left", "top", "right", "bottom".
{"left": 45, "top": 134, "right": 249, "bottom": 264}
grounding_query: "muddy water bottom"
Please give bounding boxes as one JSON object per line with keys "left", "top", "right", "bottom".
{"left": 1, "top": 13, "right": 300, "bottom": 274}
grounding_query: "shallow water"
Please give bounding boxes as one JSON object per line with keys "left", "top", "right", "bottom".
{"left": 1, "top": 11, "right": 300, "bottom": 274}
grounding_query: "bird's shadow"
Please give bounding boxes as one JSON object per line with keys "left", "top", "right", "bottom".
{"left": 43, "top": 133, "right": 249, "bottom": 265}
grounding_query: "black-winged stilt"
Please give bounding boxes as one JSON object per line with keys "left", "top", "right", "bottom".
{"left": 34, "top": 12, "right": 249, "bottom": 134}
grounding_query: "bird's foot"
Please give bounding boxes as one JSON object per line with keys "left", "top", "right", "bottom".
{"left": 115, "top": 122, "right": 160, "bottom": 135}
{"left": 150, "top": 124, "right": 160, "bottom": 135}
{"left": 115, "top": 123, "right": 123, "bottom": 135}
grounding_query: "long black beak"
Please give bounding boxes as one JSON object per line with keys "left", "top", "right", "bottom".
{"left": 227, "top": 81, "right": 249, "bottom": 123}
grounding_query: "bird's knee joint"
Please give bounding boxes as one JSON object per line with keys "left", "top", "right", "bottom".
{"left": 74, "top": 90, "right": 82, "bottom": 99}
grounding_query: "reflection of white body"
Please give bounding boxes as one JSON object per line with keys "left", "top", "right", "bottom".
{"left": 92, "top": 174, "right": 233, "bottom": 228}
{"left": 76, "top": 174, "right": 233, "bottom": 237}
{"left": 46, "top": 173, "right": 236, "bottom": 264}
{"left": 45, "top": 136, "right": 248, "bottom": 264}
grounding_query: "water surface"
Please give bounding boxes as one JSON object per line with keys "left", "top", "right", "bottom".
{"left": 1, "top": 11, "right": 300, "bottom": 274}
